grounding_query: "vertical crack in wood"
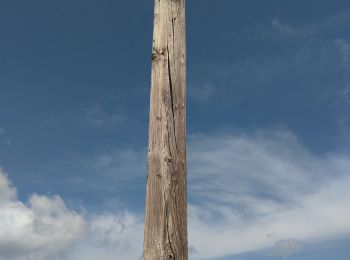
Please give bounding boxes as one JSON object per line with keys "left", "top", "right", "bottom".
{"left": 167, "top": 46, "right": 175, "bottom": 122}
{"left": 170, "top": 3, "right": 179, "bottom": 155}
{"left": 164, "top": 194, "right": 176, "bottom": 259}
{"left": 167, "top": 120, "right": 173, "bottom": 160}
{"left": 167, "top": 17, "right": 178, "bottom": 154}
{"left": 170, "top": 1, "right": 176, "bottom": 62}
{"left": 167, "top": 47, "right": 178, "bottom": 157}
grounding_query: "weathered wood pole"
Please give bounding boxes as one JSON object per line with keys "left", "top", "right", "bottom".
{"left": 143, "top": 0, "right": 187, "bottom": 259}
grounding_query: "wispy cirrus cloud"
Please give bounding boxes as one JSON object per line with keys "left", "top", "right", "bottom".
{"left": 334, "top": 39, "right": 350, "bottom": 104}
{"left": 40, "top": 147, "right": 146, "bottom": 195}
{"left": 81, "top": 105, "right": 126, "bottom": 128}
{"left": 335, "top": 39, "right": 350, "bottom": 64}
{"left": 0, "top": 127, "right": 11, "bottom": 145}
{"left": 187, "top": 130, "right": 350, "bottom": 259}
{"left": 272, "top": 19, "right": 305, "bottom": 37}
{"left": 189, "top": 82, "right": 216, "bottom": 102}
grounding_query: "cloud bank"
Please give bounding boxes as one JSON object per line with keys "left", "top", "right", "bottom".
{"left": 1, "top": 129, "right": 350, "bottom": 259}
{"left": 0, "top": 169, "right": 143, "bottom": 260}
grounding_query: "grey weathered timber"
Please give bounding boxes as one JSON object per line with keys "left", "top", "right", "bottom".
{"left": 143, "top": 0, "right": 187, "bottom": 259}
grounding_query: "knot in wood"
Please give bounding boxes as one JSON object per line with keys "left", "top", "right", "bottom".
{"left": 151, "top": 48, "right": 165, "bottom": 61}
{"left": 164, "top": 156, "right": 173, "bottom": 163}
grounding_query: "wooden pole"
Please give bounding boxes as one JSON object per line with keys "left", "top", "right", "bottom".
{"left": 143, "top": 0, "right": 187, "bottom": 259}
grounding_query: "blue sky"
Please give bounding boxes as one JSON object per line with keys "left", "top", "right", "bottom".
{"left": 0, "top": 0, "right": 350, "bottom": 259}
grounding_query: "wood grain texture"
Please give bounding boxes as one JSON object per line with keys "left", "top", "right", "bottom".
{"left": 143, "top": 0, "right": 187, "bottom": 259}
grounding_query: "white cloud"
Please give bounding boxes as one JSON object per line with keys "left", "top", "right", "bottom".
{"left": 0, "top": 169, "right": 85, "bottom": 260}
{"left": 0, "top": 169, "right": 143, "bottom": 260}
{"left": 273, "top": 239, "right": 303, "bottom": 257}
{"left": 1, "top": 129, "right": 350, "bottom": 259}
{"left": 187, "top": 130, "right": 350, "bottom": 259}
{"left": 69, "top": 213, "right": 143, "bottom": 260}
{"left": 0, "top": 170, "right": 16, "bottom": 202}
